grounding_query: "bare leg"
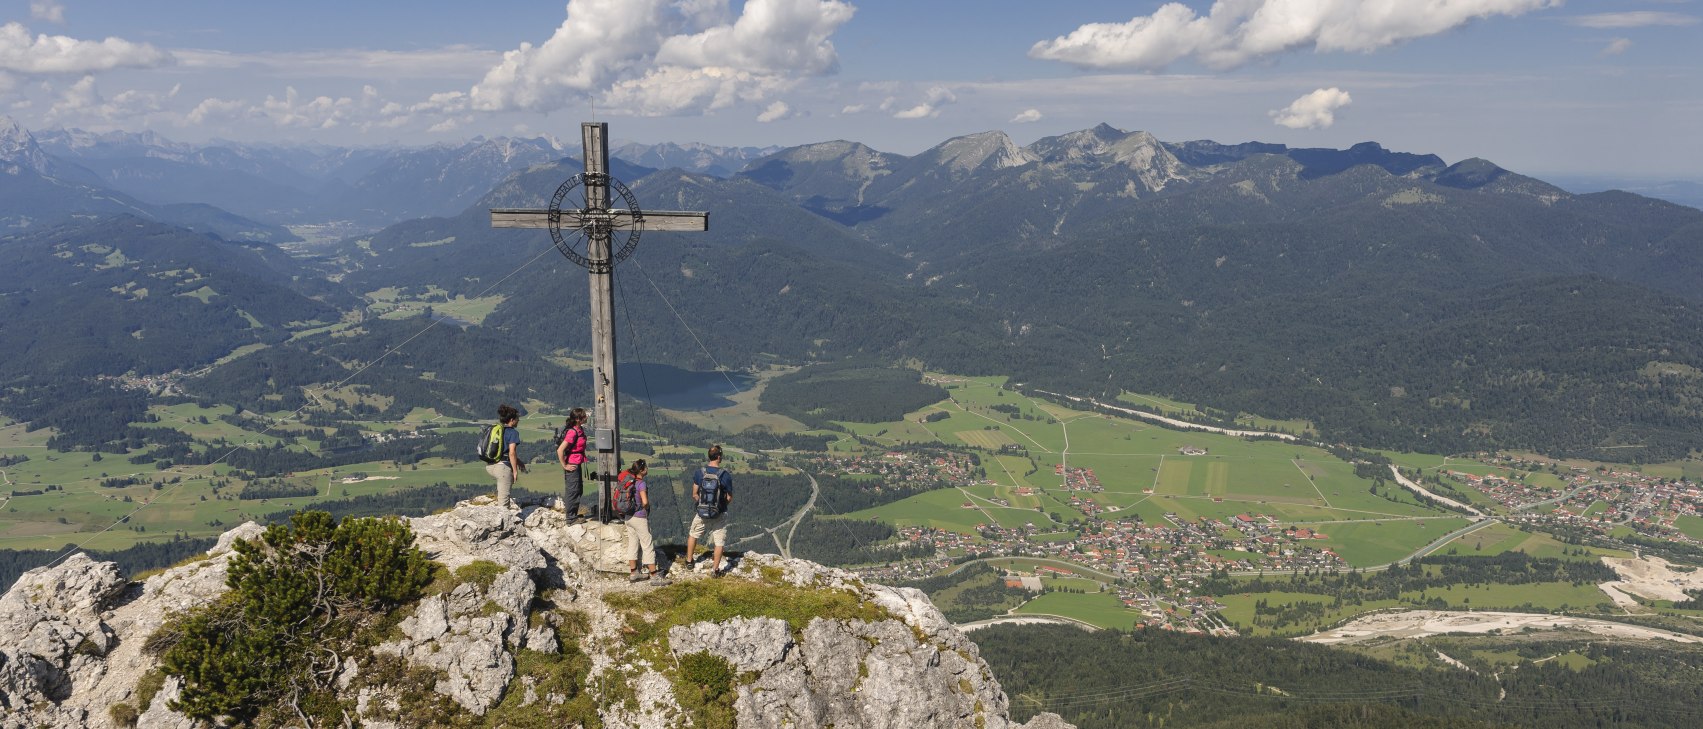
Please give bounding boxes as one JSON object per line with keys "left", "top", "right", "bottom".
{"left": 712, "top": 545, "right": 725, "bottom": 574}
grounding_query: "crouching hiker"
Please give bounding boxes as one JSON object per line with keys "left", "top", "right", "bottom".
{"left": 556, "top": 408, "right": 589, "bottom": 523}
{"left": 480, "top": 404, "right": 525, "bottom": 507}
{"left": 684, "top": 445, "right": 733, "bottom": 577}
{"left": 617, "top": 459, "right": 670, "bottom": 586}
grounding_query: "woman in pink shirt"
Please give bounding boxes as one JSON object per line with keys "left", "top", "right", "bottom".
{"left": 555, "top": 408, "right": 588, "bottom": 522}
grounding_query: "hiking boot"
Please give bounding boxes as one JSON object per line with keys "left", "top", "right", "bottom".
{"left": 710, "top": 566, "right": 726, "bottom": 578}
{"left": 649, "top": 574, "right": 672, "bottom": 587}
{"left": 628, "top": 571, "right": 647, "bottom": 583}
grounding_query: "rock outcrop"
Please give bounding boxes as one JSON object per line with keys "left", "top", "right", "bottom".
{"left": 0, "top": 498, "right": 1071, "bottom": 729}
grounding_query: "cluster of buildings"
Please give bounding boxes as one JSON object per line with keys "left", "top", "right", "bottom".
{"left": 1055, "top": 465, "right": 1102, "bottom": 492}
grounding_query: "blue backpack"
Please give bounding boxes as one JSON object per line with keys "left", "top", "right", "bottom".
{"left": 696, "top": 467, "right": 725, "bottom": 519}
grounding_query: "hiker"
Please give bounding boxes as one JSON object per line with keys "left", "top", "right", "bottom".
{"left": 618, "top": 459, "right": 670, "bottom": 586}
{"left": 684, "top": 444, "right": 733, "bottom": 577}
{"left": 556, "top": 408, "right": 589, "bottom": 523}
{"left": 485, "top": 404, "right": 525, "bottom": 506}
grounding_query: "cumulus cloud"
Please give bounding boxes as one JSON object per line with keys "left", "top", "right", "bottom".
{"left": 1030, "top": 0, "right": 1559, "bottom": 71}
{"left": 0, "top": 21, "right": 172, "bottom": 75}
{"left": 470, "top": 0, "right": 852, "bottom": 117}
{"left": 756, "top": 100, "right": 791, "bottom": 122}
{"left": 1270, "top": 87, "right": 1351, "bottom": 129}
{"left": 44, "top": 75, "right": 180, "bottom": 123}
{"left": 892, "top": 85, "right": 955, "bottom": 119}
{"left": 1010, "top": 108, "right": 1043, "bottom": 123}
{"left": 1566, "top": 11, "right": 1699, "bottom": 29}
{"left": 1600, "top": 37, "right": 1634, "bottom": 56}
{"left": 30, "top": 1, "right": 65, "bottom": 25}
{"left": 839, "top": 103, "right": 865, "bottom": 114}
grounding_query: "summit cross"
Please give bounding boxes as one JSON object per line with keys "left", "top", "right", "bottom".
{"left": 490, "top": 122, "right": 708, "bottom": 525}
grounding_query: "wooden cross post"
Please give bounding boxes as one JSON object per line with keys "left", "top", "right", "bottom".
{"left": 490, "top": 122, "right": 708, "bottom": 526}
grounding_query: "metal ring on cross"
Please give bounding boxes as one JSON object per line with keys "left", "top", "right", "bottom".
{"left": 547, "top": 172, "right": 645, "bottom": 273}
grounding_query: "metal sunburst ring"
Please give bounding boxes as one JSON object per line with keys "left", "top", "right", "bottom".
{"left": 547, "top": 172, "right": 645, "bottom": 273}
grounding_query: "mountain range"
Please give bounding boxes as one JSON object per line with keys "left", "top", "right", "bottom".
{"left": 4, "top": 117, "right": 1703, "bottom": 459}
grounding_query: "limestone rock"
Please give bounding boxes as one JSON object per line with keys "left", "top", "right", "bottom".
{"left": 0, "top": 501, "right": 1074, "bottom": 729}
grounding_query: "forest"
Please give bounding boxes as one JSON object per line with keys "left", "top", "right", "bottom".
{"left": 978, "top": 624, "right": 1703, "bottom": 729}
{"left": 759, "top": 361, "right": 947, "bottom": 427}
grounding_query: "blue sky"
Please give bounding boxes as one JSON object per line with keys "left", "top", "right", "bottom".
{"left": 2, "top": 0, "right": 1699, "bottom": 177}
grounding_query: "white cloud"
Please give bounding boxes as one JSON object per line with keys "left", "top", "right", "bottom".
{"left": 1270, "top": 87, "right": 1351, "bottom": 129}
{"left": 1010, "top": 108, "right": 1043, "bottom": 123}
{"left": 1030, "top": 1, "right": 1559, "bottom": 71}
{"left": 1566, "top": 12, "right": 1699, "bottom": 29}
{"left": 1600, "top": 37, "right": 1634, "bottom": 56}
{"left": 839, "top": 103, "right": 865, "bottom": 114}
{"left": 0, "top": 21, "right": 172, "bottom": 75}
{"left": 30, "top": 1, "right": 65, "bottom": 25}
{"left": 892, "top": 85, "right": 955, "bottom": 119}
{"left": 172, "top": 46, "right": 496, "bottom": 80}
{"left": 469, "top": 0, "right": 852, "bottom": 116}
{"left": 756, "top": 100, "right": 791, "bottom": 122}
{"left": 185, "top": 97, "right": 249, "bottom": 125}
{"left": 43, "top": 75, "right": 180, "bottom": 124}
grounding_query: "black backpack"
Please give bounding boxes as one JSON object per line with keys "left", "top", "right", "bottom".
{"left": 695, "top": 467, "right": 724, "bottom": 519}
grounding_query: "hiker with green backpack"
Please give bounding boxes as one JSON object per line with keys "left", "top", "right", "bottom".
{"left": 684, "top": 445, "right": 733, "bottom": 577}
{"left": 479, "top": 404, "right": 526, "bottom": 507}
{"left": 616, "top": 459, "right": 670, "bottom": 586}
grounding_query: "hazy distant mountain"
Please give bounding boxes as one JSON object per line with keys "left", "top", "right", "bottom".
{"left": 1546, "top": 175, "right": 1703, "bottom": 211}
{"left": 37, "top": 126, "right": 568, "bottom": 226}
{"left": 612, "top": 140, "right": 782, "bottom": 177}
{"left": 0, "top": 118, "right": 298, "bottom": 242}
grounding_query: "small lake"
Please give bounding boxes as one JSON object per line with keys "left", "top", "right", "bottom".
{"left": 580, "top": 362, "right": 753, "bottom": 411}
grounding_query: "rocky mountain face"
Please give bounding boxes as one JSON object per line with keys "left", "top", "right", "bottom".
{"left": 0, "top": 499, "right": 1073, "bottom": 729}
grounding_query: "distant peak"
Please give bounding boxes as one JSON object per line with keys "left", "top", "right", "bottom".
{"left": 926, "top": 130, "right": 1036, "bottom": 172}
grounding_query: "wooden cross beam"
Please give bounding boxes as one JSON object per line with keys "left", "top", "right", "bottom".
{"left": 489, "top": 122, "right": 708, "bottom": 529}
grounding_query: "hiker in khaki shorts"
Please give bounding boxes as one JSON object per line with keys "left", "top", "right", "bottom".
{"left": 684, "top": 445, "right": 733, "bottom": 577}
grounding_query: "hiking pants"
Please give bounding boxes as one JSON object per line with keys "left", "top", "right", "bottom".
{"left": 562, "top": 466, "right": 583, "bottom": 518}
{"left": 626, "top": 516, "right": 656, "bottom": 567}
{"left": 486, "top": 462, "right": 513, "bottom": 505}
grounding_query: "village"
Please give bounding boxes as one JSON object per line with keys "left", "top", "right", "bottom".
{"left": 827, "top": 450, "right": 1350, "bottom": 634}
{"left": 1440, "top": 459, "right": 1703, "bottom": 545}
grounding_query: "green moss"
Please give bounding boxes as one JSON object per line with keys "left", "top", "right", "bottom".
{"left": 453, "top": 561, "right": 508, "bottom": 592}
{"left": 603, "top": 577, "right": 892, "bottom": 651}
{"left": 109, "top": 703, "right": 139, "bottom": 727}
{"left": 134, "top": 669, "right": 166, "bottom": 711}
{"left": 674, "top": 652, "right": 738, "bottom": 729}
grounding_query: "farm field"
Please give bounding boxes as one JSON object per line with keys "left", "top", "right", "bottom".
{"left": 1289, "top": 518, "right": 1472, "bottom": 567}
{"left": 1117, "top": 391, "right": 1314, "bottom": 434}
{"left": 1014, "top": 591, "right": 1141, "bottom": 630}
{"left": 1435, "top": 522, "right": 1631, "bottom": 560}
{"left": 0, "top": 456, "right": 492, "bottom": 552}
{"left": 1674, "top": 515, "right": 1703, "bottom": 542}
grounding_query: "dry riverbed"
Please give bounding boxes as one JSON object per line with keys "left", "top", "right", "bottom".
{"left": 1300, "top": 610, "right": 1703, "bottom": 645}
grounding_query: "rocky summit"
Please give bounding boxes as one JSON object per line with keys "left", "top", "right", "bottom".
{"left": 0, "top": 498, "right": 1072, "bottom": 729}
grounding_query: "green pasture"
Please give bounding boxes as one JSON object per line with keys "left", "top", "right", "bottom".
{"left": 136, "top": 403, "right": 296, "bottom": 449}
{"left": 1115, "top": 391, "right": 1313, "bottom": 434}
{"left": 849, "top": 488, "right": 995, "bottom": 533}
{"left": 1042, "top": 576, "right": 1105, "bottom": 592}
{"left": 1293, "top": 518, "right": 1472, "bottom": 567}
{"left": 1409, "top": 581, "right": 1615, "bottom": 613}
{"left": 0, "top": 456, "right": 493, "bottom": 552}
{"left": 1434, "top": 522, "right": 1614, "bottom": 560}
{"left": 1674, "top": 515, "right": 1703, "bottom": 541}
{"left": 1643, "top": 460, "right": 1703, "bottom": 482}
{"left": 1015, "top": 591, "right": 1141, "bottom": 630}
{"left": 665, "top": 369, "right": 810, "bottom": 435}
{"left": 0, "top": 420, "right": 51, "bottom": 448}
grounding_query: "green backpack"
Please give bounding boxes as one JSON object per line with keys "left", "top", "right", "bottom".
{"left": 476, "top": 424, "right": 505, "bottom": 464}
